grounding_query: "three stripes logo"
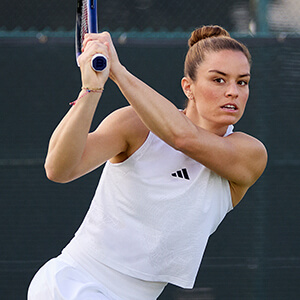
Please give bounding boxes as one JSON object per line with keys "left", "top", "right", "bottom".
{"left": 171, "top": 168, "right": 190, "bottom": 180}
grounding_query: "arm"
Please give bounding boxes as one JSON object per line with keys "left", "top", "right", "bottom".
{"left": 113, "top": 67, "right": 267, "bottom": 184}
{"left": 44, "top": 37, "right": 131, "bottom": 183}
{"left": 113, "top": 70, "right": 267, "bottom": 206}
{"left": 45, "top": 101, "right": 131, "bottom": 183}
{"left": 83, "top": 33, "right": 267, "bottom": 205}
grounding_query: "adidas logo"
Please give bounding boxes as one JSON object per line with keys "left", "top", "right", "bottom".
{"left": 171, "top": 168, "right": 190, "bottom": 180}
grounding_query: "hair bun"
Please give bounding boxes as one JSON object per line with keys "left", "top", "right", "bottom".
{"left": 188, "top": 25, "right": 230, "bottom": 48}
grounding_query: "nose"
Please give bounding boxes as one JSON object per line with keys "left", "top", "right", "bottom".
{"left": 225, "top": 83, "right": 239, "bottom": 98}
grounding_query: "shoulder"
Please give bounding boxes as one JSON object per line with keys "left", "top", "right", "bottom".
{"left": 102, "top": 106, "right": 149, "bottom": 163}
{"left": 99, "top": 105, "right": 147, "bottom": 133}
{"left": 227, "top": 131, "right": 268, "bottom": 206}
{"left": 228, "top": 131, "right": 267, "bottom": 163}
{"left": 104, "top": 105, "right": 141, "bottom": 122}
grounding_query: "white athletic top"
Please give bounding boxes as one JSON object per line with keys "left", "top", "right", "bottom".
{"left": 64, "top": 126, "right": 234, "bottom": 290}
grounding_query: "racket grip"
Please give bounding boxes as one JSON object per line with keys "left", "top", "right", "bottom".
{"left": 91, "top": 54, "right": 107, "bottom": 72}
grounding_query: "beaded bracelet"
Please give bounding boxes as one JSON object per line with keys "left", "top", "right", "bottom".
{"left": 69, "top": 87, "right": 104, "bottom": 106}
{"left": 82, "top": 86, "right": 104, "bottom": 92}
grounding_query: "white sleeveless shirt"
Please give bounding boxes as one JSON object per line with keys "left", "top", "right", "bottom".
{"left": 64, "top": 126, "right": 234, "bottom": 289}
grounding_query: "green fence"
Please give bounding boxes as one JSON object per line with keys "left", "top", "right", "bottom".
{"left": 1, "top": 35, "right": 300, "bottom": 300}
{"left": 1, "top": 0, "right": 300, "bottom": 37}
{"left": 1, "top": 1, "right": 300, "bottom": 299}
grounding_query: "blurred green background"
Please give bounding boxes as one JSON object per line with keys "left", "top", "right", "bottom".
{"left": 0, "top": 1, "right": 299, "bottom": 299}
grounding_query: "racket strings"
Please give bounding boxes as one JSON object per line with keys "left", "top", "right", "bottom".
{"left": 80, "top": 0, "right": 89, "bottom": 46}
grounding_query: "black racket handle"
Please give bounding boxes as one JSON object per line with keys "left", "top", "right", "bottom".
{"left": 91, "top": 54, "right": 107, "bottom": 72}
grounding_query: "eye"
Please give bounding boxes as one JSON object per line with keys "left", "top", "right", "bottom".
{"left": 214, "top": 78, "right": 225, "bottom": 84}
{"left": 238, "top": 80, "right": 249, "bottom": 86}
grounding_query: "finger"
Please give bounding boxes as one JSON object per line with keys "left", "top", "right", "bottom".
{"left": 82, "top": 33, "right": 103, "bottom": 50}
{"left": 85, "top": 41, "right": 109, "bottom": 57}
{"left": 78, "top": 42, "right": 109, "bottom": 69}
{"left": 82, "top": 32, "right": 111, "bottom": 52}
{"left": 82, "top": 36, "right": 94, "bottom": 52}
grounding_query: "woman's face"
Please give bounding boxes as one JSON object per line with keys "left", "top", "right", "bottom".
{"left": 183, "top": 49, "right": 251, "bottom": 134}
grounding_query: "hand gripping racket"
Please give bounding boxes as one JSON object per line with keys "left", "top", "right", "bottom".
{"left": 75, "top": 0, "right": 107, "bottom": 72}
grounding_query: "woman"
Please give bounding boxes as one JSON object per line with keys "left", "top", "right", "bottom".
{"left": 28, "top": 25, "right": 267, "bottom": 300}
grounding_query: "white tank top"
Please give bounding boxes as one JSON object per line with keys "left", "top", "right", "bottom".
{"left": 64, "top": 126, "right": 234, "bottom": 290}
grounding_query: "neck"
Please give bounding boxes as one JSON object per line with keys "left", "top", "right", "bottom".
{"left": 184, "top": 104, "right": 229, "bottom": 137}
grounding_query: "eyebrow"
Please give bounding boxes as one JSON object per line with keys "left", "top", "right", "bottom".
{"left": 208, "top": 70, "right": 251, "bottom": 77}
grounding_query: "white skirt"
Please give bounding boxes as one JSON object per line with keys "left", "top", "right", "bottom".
{"left": 28, "top": 250, "right": 167, "bottom": 300}
{"left": 27, "top": 253, "right": 119, "bottom": 300}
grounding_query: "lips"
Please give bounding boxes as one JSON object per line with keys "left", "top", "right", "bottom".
{"left": 221, "top": 103, "right": 238, "bottom": 110}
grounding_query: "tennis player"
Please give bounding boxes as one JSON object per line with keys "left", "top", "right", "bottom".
{"left": 28, "top": 25, "right": 267, "bottom": 300}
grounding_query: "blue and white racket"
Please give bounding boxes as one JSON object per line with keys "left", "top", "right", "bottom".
{"left": 75, "top": 0, "right": 107, "bottom": 72}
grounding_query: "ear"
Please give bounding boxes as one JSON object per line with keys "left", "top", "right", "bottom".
{"left": 181, "top": 77, "right": 194, "bottom": 100}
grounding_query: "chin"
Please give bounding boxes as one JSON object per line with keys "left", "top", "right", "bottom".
{"left": 218, "top": 118, "right": 239, "bottom": 127}
{"left": 223, "top": 114, "right": 243, "bottom": 125}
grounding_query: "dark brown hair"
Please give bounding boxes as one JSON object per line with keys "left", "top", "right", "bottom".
{"left": 184, "top": 25, "right": 252, "bottom": 81}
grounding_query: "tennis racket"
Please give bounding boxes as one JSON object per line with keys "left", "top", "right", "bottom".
{"left": 75, "top": 0, "right": 107, "bottom": 72}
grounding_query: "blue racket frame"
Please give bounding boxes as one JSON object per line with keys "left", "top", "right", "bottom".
{"left": 88, "top": 0, "right": 98, "bottom": 33}
{"left": 76, "top": 0, "right": 107, "bottom": 72}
